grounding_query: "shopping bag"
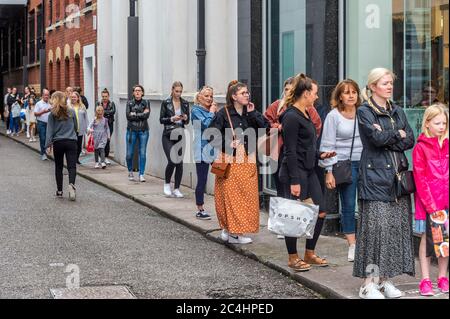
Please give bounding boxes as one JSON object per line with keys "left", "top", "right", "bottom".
{"left": 268, "top": 197, "right": 319, "bottom": 239}
{"left": 86, "top": 134, "right": 95, "bottom": 153}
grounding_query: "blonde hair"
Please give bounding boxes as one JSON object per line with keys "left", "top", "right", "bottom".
{"left": 95, "top": 105, "right": 105, "bottom": 120}
{"left": 50, "top": 91, "right": 70, "bottom": 120}
{"left": 71, "top": 91, "right": 86, "bottom": 111}
{"left": 194, "top": 86, "right": 214, "bottom": 105}
{"left": 422, "top": 104, "right": 449, "bottom": 142}
{"left": 361, "top": 68, "right": 397, "bottom": 101}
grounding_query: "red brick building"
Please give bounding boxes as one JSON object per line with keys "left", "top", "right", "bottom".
{"left": 45, "top": 0, "right": 97, "bottom": 106}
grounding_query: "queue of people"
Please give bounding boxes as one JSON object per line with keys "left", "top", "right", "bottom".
{"left": 2, "top": 66, "right": 448, "bottom": 299}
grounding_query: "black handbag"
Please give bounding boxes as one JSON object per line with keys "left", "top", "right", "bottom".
{"left": 388, "top": 150, "right": 416, "bottom": 197}
{"left": 332, "top": 117, "right": 357, "bottom": 186}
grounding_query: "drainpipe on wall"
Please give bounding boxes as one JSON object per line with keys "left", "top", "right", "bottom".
{"left": 128, "top": 0, "right": 139, "bottom": 100}
{"left": 196, "top": 0, "right": 206, "bottom": 89}
{"left": 39, "top": 0, "right": 46, "bottom": 91}
{"left": 128, "top": 0, "right": 140, "bottom": 171}
{"left": 23, "top": 4, "right": 28, "bottom": 89}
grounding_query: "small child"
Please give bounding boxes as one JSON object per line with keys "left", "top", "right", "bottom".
{"left": 88, "top": 106, "right": 110, "bottom": 169}
{"left": 10, "top": 98, "right": 22, "bottom": 136}
{"left": 413, "top": 104, "right": 449, "bottom": 297}
{"left": 27, "top": 97, "right": 37, "bottom": 142}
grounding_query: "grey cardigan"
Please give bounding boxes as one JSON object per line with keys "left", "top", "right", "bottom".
{"left": 45, "top": 109, "right": 78, "bottom": 148}
{"left": 72, "top": 106, "right": 89, "bottom": 136}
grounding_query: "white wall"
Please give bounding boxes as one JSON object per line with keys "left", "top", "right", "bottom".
{"left": 97, "top": 0, "right": 238, "bottom": 194}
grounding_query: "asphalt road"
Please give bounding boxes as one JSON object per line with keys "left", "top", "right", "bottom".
{"left": 0, "top": 135, "right": 317, "bottom": 299}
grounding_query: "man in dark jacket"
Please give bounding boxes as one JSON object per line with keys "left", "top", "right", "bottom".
{"left": 97, "top": 88, "right": 116, "bottom": 164}
{"left": 126, "top": 85, "right": 150, "bottom": 182}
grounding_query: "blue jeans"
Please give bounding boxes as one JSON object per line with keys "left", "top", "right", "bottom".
{"left": 337, "top": 161, "right": 360, "bottom": 234}
{"left": 195, "top": 162, "right": 210, "bottom": 206}
{"left": 11, "top": 117, "right": 20, "bottom": 133}
{"left": 37, "top": 120, "right": 48, "bottom": 155}
{"left": 126, "top": 130, "right": 149, "bottom": 176}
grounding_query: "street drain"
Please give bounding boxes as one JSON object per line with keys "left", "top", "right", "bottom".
{"left": 50, "top": 286, "right": 136, "bottom": 299}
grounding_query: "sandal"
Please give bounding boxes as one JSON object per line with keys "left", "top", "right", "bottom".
{"left": 304, "top": 254, "right": 329, "bottom": 267}
{"left": 288, "top": 259, "right": 311, "bottom": 272}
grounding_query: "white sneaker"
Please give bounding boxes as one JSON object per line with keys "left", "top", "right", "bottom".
{"left": 101, "top": 162, "right": 107, "bottom": 169}
{"left": 95, "top": 163, "right": 101, "bottom": 169}
{"left": 172, "top": 189, "right": 184, "bottom": 198}
{"left": 29, "top": 138, "right": 33, "bottom": 142}
{"left": 220, "top": 229, "right": 229, "bottom": 241}
{"left": 359, "top": 282, "right": 385, "bottom": 299}
{"left": 26, "top": 132, "right": 30, "bottom": 138}
{"left": 163, "top": 184, "right": 172, "bottom": 196}
{"left": 228, "top": 234, "right": 253, "bottom": 244}
{"left": 6, "top": 130, "right": 11, "bottom": 135}
{"left": 68, "top": 184, "right": 76, "bottom": 201}
{"left": 348, "top": 244, "right": 356, "bottom": 262}
{"left": 105, "top": 159, "right": 111, "bottom": 165}
{"left": 128, "top": 172, "right": 135, "bottom": 181}
{"left": 41, "top": 154, "right": 48, "bottom": 161}
{"left": 139, "top": 175, "right": 146, "bottom": 182}
{"left": 277, "top": 235, "right": 285, "bottom": 239}
{"left": 379, "top": 281, "right": 403, "bottom": 299}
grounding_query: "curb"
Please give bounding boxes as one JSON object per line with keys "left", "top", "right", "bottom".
{"left": 1, "top": 131, "right": 346, "bottom": 299}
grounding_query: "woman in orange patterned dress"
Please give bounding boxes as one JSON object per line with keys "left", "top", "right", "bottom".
{"left": 209, "top": 81, "right": 269, "bottom": 244}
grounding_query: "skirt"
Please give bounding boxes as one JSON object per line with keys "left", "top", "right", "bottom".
{"left": 214, "top": 146, "right": 259, "bottom": 234}
{"left": 353, "top": 197, "right": 415, "bottom": 279}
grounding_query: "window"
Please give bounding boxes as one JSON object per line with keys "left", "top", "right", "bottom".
{"left": 55, "top": 0, "right": 61, "bottom": 21}
{"left": 37, "top": 5, "right": 43, "bottom": 62}
{"left": 29, "top": 10, "right": 36, "bottom": 64}
{"left": 346, "top": 0, "right": 449, "bottom": 164}
{"left": 48, "top": 0, "right": 53, "bottom": 26}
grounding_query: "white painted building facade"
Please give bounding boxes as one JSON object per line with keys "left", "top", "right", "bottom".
{"left": 97, "top": 0, "right": 239, "bottom": 193}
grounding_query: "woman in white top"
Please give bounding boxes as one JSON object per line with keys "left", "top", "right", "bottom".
{"left": 319, "top": 79, "right": 363, "bottom": 262}
{"left": 70, "top": 91, "right": 89, "bottom": 164}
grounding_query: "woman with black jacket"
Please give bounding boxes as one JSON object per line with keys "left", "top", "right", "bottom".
{"left": 353, "top": 68, "right": 415, "bottom": 300}
{"left": 160, "top": 81, "right": 190, "bottom": 198}
{"left": 126, "top": 85, "right": 150, "bottom": 183}
{"left": 279, "top": 74, "right": 336, "bottom": 272}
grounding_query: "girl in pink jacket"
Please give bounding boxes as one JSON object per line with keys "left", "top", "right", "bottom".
{"left": 413, "top": 104, "right": 449, "bottom": 296}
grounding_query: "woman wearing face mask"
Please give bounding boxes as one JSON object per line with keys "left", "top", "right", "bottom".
{"left": 209, "top": 80, "right": 269, "bottom": 245}
{"left": 160, "top": 81, "right": 190, "bottom": 198}
{"left": 191, "top": 86, "right": 218, "bottom": 220}
{"left": 354, "top": 68, "right": 415, "bottom": 299}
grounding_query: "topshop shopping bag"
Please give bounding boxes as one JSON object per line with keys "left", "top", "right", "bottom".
{"left": 268, "top": 197, "right": 319, "bottom": 239}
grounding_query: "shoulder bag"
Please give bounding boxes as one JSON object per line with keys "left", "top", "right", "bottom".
{"left": 210, "top": 107, "right": 235, "bottom": 179}
{"left": 332, "top": 116, "right": 357, "bottom": 186}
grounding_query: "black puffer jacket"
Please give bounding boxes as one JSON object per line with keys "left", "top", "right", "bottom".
{"left": 126, "top": 98, "right": 150, "bottom": 132}
{"left": 159, "top": 97, "right": 190, "bottom": 132}
{"left": 357, "top": 98, "right": 415, "bottom": 202}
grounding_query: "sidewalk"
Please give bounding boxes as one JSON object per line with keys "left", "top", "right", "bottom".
{"left": 1, "top": 125, "right": 447, "bottom": 299}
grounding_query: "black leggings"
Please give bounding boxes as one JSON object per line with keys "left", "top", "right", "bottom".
{"left": 76, "top": 135, "right": 84, "bottom": 161}
{"left": 53, "top": 139, "right": 77, "bottom": 192}
{"left": 162, "top": 129, "right": 185, "bottom": 189}
{"left": 280, "top": 169, "right": 325, "bottom": 255}
{"left": 105, "top": 122, "right": 113, "bottom": 158}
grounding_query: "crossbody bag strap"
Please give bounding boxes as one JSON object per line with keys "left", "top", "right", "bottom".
{"left": 349, "top": 115, "right": 357, "bottom": 160}
{"left": 224, "top": 106, "right": 236, "bottom": 140}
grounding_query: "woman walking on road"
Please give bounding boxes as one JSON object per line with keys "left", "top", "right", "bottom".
{"left": 353, "top": 68, "right": 415, "bottom": 299}
{"left": 45, "top": 91, "right": 78, "bottom": 201}
{"left": 160, "top": 82, "right": 190, "bottom": 198}
{"left": 191, "top": 86, "right": 218, "bottom": 220}
{"left": 209, "top": 80, "right": 269, "bottom": 244}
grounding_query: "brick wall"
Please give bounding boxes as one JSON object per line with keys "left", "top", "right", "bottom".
{"left": 45, "top": 0, "right": 97, "bottom": 100}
